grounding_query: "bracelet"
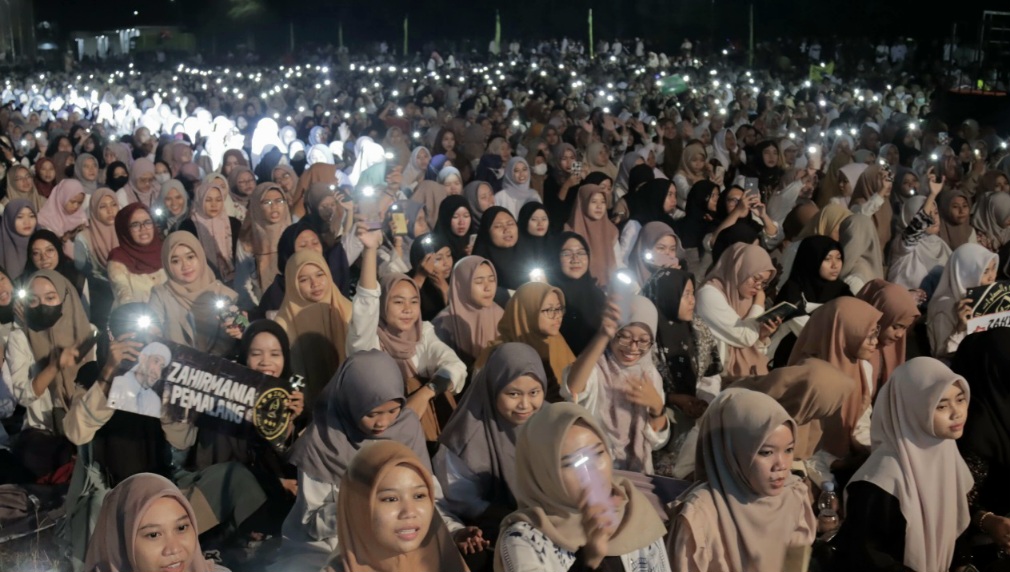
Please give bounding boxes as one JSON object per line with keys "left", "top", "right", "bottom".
{"left": 649, "top": 407, "right": 665, "bottom": 419}
{"left": 979, "top": 511, "right": 994, "bottom": 531}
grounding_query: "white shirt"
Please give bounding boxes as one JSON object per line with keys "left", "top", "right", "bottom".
{"left": 695, "top": 284, "right": 766, "bottom": 371}
{"left": 107, "top": 370, "right": 162, "bottom": 417}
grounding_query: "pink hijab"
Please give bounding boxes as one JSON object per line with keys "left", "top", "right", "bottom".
{"left": 36, "top": 178, "right": 89, "bottom": 257}
{"left": 431, "top": 256, "right": 504, "bottom": 362}
{"left": 191, "top": 179, "right": 235, "bottom": 282}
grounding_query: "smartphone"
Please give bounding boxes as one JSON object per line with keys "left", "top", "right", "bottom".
{"left": 216, "top": 300, "right": 249, "bottom": 333}
{"left": 75, "top": 329, "right": 100, "bottom": 363}
{"left": 468, "top": 234, "right": 478, "bottom": 251}
{"left": 938, "top": 131, "right": 950, "bottom": 146}
{"left": 390, "top": 212, "right": 409, "bottom": 236}
{"left": 571, "top": 161, "right": 583, "bottom": 175}
{"left": 743, "top": 177, "right": 760, "bottom": 196}
{"left": 610, "top": 271, "right": 636, "bottom": 325}
{"left": 570, "top": 446, "right": 616, "bottom": 525}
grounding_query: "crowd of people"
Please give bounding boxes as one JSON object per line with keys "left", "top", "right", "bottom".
{"left": 0, "top": 38, "right": 1009, "bottom": 572}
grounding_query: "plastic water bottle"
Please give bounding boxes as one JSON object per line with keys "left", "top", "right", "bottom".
{"left": 816, "top": 481, "right": 840, "bottom": 538}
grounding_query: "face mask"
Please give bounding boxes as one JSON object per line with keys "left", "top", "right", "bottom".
{"left": 26, "top": 302, "right": 62, "bottom": 331}
{"left": 0, "top": 302, "right": 13, "bottom": 324}
{"left": 155, "top": 173, "right": 170, "bottom": 184}
{"left": 532, "top": 163, "right": 548, "bottom": 176}
{"left": 109, "top": 175, "right": 130, "bottom": 191}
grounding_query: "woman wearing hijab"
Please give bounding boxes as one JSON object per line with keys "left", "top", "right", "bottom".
{"left": 408, "top": 233, "right": 453, "bottom": 322}
{"left": 349, "top": 230, "right": 467, "bottom": 440}
{"left": 495, "top": 402, "right": 670, "bottom": 572}
{"left": 104, "top": 161, "right": 130, "bottom": 193}
{"left": 0, "top": 199, "right": 36, "bottom": 280}
{"left": 378, "top": 199, "right": 428, "bottom": 278}
{"left": 936, "top": 189, "right": 976, "bottom": 250}
{"left": 615, "top": 153, "right": 645, "bottom": 197}
{"left": 857, "top": 279, "right": 921, "bottom": 391}
{"left": 565, "top": 184, "right": 619, "bottom": 288}
{"left": 24, "top": 229, "right": 89, "bottom": 305}
{"left": 73, "top": 152, "right": 100, "bottom": 197}
{"left": 179, "top": 179, "right": 241, "bottom": 284}
{"left": 586, "top": 141, "right": 619, "bottom": 182}
{"left": 777, "top": 203, "right": 854, "bottom": 288}
{"left": 253, "top": 222, "right": 331, "bottom": 319}
{"left": 278, "top": 350, "right": 434, "bottom": 572}
{"left": 33, "top": 157, "right": 57, "bottom": 199}
{"left": 74, "top": 187, "right": 119, "bottom": 278}
{"left": 37, "top": 178, "right": 88, "bottom": 258}
{"left": 927, "top": 243, "right": 999, "bottom": 358}
{"left": 4, "top": 164, "right": 46, "bottom": 211}
{"left": 148, "top": 232, "right": 240, "bottom": 357}
{"left": 695, "top": 243, "right": 778, "bottom": 379}
{"left": 274, "top": 250, "right": 352, "bottom": 411}
{"left": 562, "top": 296, "right": 670, "bottom": 473}
{"left": 771, "top": 235, "right": 852, "bottom": 362}
{"left": 817, "top": 155, "right": 850, "bottom": 209}
{"left": 667, "top": 389, "right": 816, "bottom": 572}
{"left": 787, "top": 297, "right": 882, "bottom": 487}
{"left": 431, "top": 256, "right": 504, "bottom": 368}
{"left": 543, "top": 232, "right": 606, "bottom": 356}
{"left": 627, "top": 221, "right": 685, "bottom": 289}
{"left": 471, "top": 206, "right": 526, "bottom": 291}
{"left": 433, "top": 195, "right": 476, "bottom": 262}
{"left": 411, "top": 180, "right": 449, "bottom": 227}
{"left": 235, "top": 182, "right": 292, "bottom": 307}
{"left": 106, "top": 204, "right": 167, "bottom": 306}
{"left": 465, "top": 180, "right": 496, "bottom": 229}
{"left": 116, "top": 157, "right": 158, "bottom": 208}
{"left": 331, "top": 441, "right": 467, "bottom": 572}
{"left": 950, "top": 329, "right": 1010, "bottom": 568}
{"left": 495, "top": 157, "right": 540, "bottom": 219}
{"left": 5, "top": 269, "right": 94, "bottom": 478}
{"left": 618, "top": 179, "right": 681, "bottom": 263}
{"left": 672, "top": 181, "right": 720, "bottom": 272}
{"left": 972, "top": 191, "right": 1010, "bottom": 252}
{"left": 838, "top": 214, "right": 884, "bottom": 294}
{"left": 154, "top": 179, "right": 190, "bottom": 236}
{"left": 225, "top": 166, "right": 256, "bottom": 222}
{"left": 673, "top": 143, "right": 709, "bottom": 204}
{"left": 542, "top": 144, "right": 581, "bottom": 234}
{"left": 515, "top": 202, "right": 553, "bottom": 272}
{"left": 402, "top": 147, "right": 432, "bottom": 193}
{"left": 83, "top": 473, "right": 224, "bottom": 572}
{"left": 435, "top": 343, "right": 547, "bottom": 550}
{"left": 848, "top": 165, "right": 894, "bottom": 252}
{"left": 887, "top": 176, "right": 951, "bottom": 294}
{"left": 829, "top": 358, "right": 972, "bottom": 572}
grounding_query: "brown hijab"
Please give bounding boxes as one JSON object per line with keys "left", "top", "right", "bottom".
{"left": 83, "top": 187, "right": 120, "bottom": 271}
{"left": 24, "top": 269, "right": 92, "bottom": 411}
{"left": 849, "top": 165, "right": 893, "bottom": 250}
{"left": 274, "top": 250, "right": 352, "bottom": 409}
{"left": 84, "top": 473, "right": 215, "bottom": 572}
{"left": 495, "top": 402, "right": 666, "bottom": 570}
{"left": 335, "top": 441, "right": 466, "bottom": 572}
{"left": 702, "top": 243, "right": 776, "bottom": 377}
{"left": 787, "top": 297, "right": 882, "bottom": 458}
{"left": 732, "top": 358, "right": 854, "bottom": 460}
{"left": 856, "top": 279, "right": 921, "bottom": 389}
{"left": 295, "top": 163, "right": 337, "bottom": 218}
{"left": 936, "top": 189, "right": 974, "bottom": 250}
{"left": 239, "top": 182, "right": 292, "bottom": 291}
{"left": 430, "top": 256, "right": 504, "bottom": 363}
{"left": 565, "top": 184, "right": 619, "bottom": 287}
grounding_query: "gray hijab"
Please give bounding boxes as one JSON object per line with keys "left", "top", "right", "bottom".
{"left": 288, "top": 349, "right": 430, "bottom": 483}
{"left": 437, "top": 343, "right": 547, "bottom": 508}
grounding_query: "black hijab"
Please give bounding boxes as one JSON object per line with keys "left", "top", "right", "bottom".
{"left": 709, "top": 219, "right": 762, "bottom": 270}
{"left": 641, "top": 268, "right": 700, "bottom": 396}
{"left": 516, "top": 202, "right": 552, "bottom": 270}
{"left": 778, "top": 236, "right": 852, "bottom": 307}
{"left": 237, "top": 319, "right": 293, "bottom": 381}
{"left": 408, "top": 233, "right": 451, "bottom": 322}
{"left": 547, "top": 231, "right": 606, "bottom": 355}
{"left": 953, "top": 328, "right": 1010, "bottom": 468}
{"left": 625, "top": 178, "right": 675, "bottom": 227}
{"left": 747, "top": 140, "right": 784, "bottom": 196}
{"left": 626, "top": 164, "right": 656, "bottom": 196}
{"left": 433, "top": 195, "right": 475, "bottom": 262}
{"left": 22, "top": 229, "right": 86, "bottom": 296}
{"left": 472, "top": 206, "right": 526, "bottom": 290}
{"left": 672, "top": 180, "right": 719, "bottom": 250}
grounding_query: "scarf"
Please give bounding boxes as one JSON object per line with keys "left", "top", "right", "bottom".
{"left": 927, "top": 244, "right": 998, "bottom": 356}
{"left": 33, "top": 157, "right": 56, "bottom": 198}
{"left": 839, "top": 214, "right": 884, "bottom": 285}
{"left": 240, "top": 182, "right": 292, "bottom": 292}
{"left": 849, "top": 164, "right": 893, "bottom": 250}
{"left": 671, "top": 180, "right": 719, "bottom": 250}
{"left": 887, "top": 196, "right": 952, "bottom": 290}
{"left": 73, "top": 153, "right": 100, "bottom": 195}
{"left": 586, "top": 141, "right": 618, "bottom": 180}
{"left": 777, "top": 236, "right": 851, "bottom": 306}
{"left": 629, "top": 221, "right": 684, "bottom": 286}
{"left": 972, "top": 191, "right": 1010, "bottom": 250}
{"left": 4, "top": 165, "right": 46, "bottom": 212}
{"left": 471, "top": 206, "right": 526, "bottom": 290}
{"left": 431, "top": 257, "right": 504, "bottom": 363}
{"left": 565, "top": 185, "right": 618, "bottom": 287}
{"left": 107, "top": 204, "right": 164, "bottom": 274}
{"left": 953, "top": 329, "right": 1010, "bottom": 469}
{"left": 122, "top": 158, "right": 157, "bottom": 208}
{"left": 191, "top": 179, "right": 235, "bottom": 282}
{"left": 849, "top": 358, "right": 972, "bottom": 572}
{"left": 787, "top": 297, "right": 883, "bottom": 458}
{"left": 0, "top": 199, "right": 35, "bottom": 279}
{"left": 83, "top": 188, "right": 120, "bottom": 271}
{"left": 936, "top": 189, "right": 974, "bottom": 250}
{"left": 226, "top": 165, "right": 255, "bottom": 210}
{"left": 36, "top": 178, "right": 88, "bottom": 258}
{"left": 433, "top": 195, "right": 475, "bottom": 262}
{"left": 464, "top": 181, "right": 492, "bottom": 225}
{"left": 154, "top": 179, "right": 190, "bottom": 231}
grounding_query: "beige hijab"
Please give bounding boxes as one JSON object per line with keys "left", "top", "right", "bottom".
{"left": 849, "top": 165, "right": 893, "bottom": 248}
{"left": 153, "top": 232, "right": 238, "bottom": 354}
{"left": 24, "top": 269, "right": 92, "bottom": 411}
{"left": 240, "top": 182, "right": 292, "bottom": 291}
{"left": 335, "top": 441, "right": 466, "bottom": 572}
{"left": 274, "top": 250, "right": 352, "bottom": 410}
{"left": 839, "top": 214, "right": 885, "bottom": 284}
{"left": 430, "top": 256, "right": 504, "bottom": 363}
{"left": 732, "top": 358, "right": 854, "bottom": 460}
{"left": 192, "top": 179, "right": 235, "bottom": 282}
{"left": 565, "top": 184, "right": 619, "bottom": 287}
{"left": 796, "top": 202, "right": 852, "bottom": 240}
{"left": 849, "top": 358, "right": 973, "bottom": 572}
{"left": 702, "top": 243, "right": 776, "bottom": 378}
{"left": 83, "top": 188, "right": 120, "bottom": 271}
{"left": 4, "top": 164, "right": 46, "bottom": 211}
{"left": 84, "top": 473, "right": 215, "bottom": 572}
{"left": 787, "top": 297, "right": 882, "bottom": 458}
{"left": 669, "top": 388, "right": 816, "bottom": 572}
{"left": 495, "top": 402, "right": 666, "bottom": 571}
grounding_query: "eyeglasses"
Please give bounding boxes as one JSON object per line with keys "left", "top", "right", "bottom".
{"left": 746, "top": 274, "right": 770, "bottom": 288}
{"left": 615, "top": 332, "right": 653, "bottom": 350}
{"left": 261, "top": 198, "right": 288, "bottom": 207}
{"left": 129, "top": 219, "right": 155, "bottom": 231}
{"left": 13, "top": 176, "right": 31, "bottom": 183}
{"left": 540, "top": 306, "right": 565, "bottom": 319}
{"left": 560, "top": 249, "right": 589, "bottom": 260}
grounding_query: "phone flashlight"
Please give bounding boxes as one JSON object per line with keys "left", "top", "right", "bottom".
{"left": 136, "top": 315, "right": 152, "bottom": 330}
{"left": 214, "top": 299, "right": 227, "bottom": 311}
{"left": 807, "top": 145, "right": 818, "bottom": 154}
{"left": 17, "top": 289, "right": 26, "bottom": 300}
{"left": 529, "top": 268, "right": 545, "bottom": 282}
{"left": 361, "top": 186, "right": 375, "bottom": 198}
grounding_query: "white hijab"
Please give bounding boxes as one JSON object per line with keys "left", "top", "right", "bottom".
{"left": 926, "top": 243, "right": 998, "bottom": 353}
{"left": 887, "top": 196, "right": 951, "bottom": 290}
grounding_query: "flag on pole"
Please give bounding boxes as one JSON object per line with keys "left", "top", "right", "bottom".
{"left": 588, "top": 9, "right": 594, "bottom": 59}
{"left": 403, "top": 15, "right": 408, "bottom": 56}
{"left": 495, "top": 10, "right": 501, "bottom": 55}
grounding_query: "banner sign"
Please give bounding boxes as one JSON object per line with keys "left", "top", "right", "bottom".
{"left": 107, "top": 338, "right": 296, "bottom": 448}
{"left": 966, "top": 281, "right": 1010, "bottom": 334}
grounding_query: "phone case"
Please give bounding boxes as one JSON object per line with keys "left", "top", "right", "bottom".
{"left": 391, "top": 212, "right": 409, "bottom": 235}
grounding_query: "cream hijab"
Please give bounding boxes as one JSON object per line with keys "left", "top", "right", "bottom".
{"left": 839, "top": 214, "right": 884, "bottom": 284}
{"left": 239, "top": 182, "right": 292, "bottom": 291}
{"left": 495, "top": 402, "right": 666, "bottom": 571}
{"left": 848, "top": 357, "right": 973, "bottom": 572}
{"left": 668, "top": 388, "right": 815, "bottom": 572}
{"left": 430, "top": 256, "right": 504, "bottom": 363}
